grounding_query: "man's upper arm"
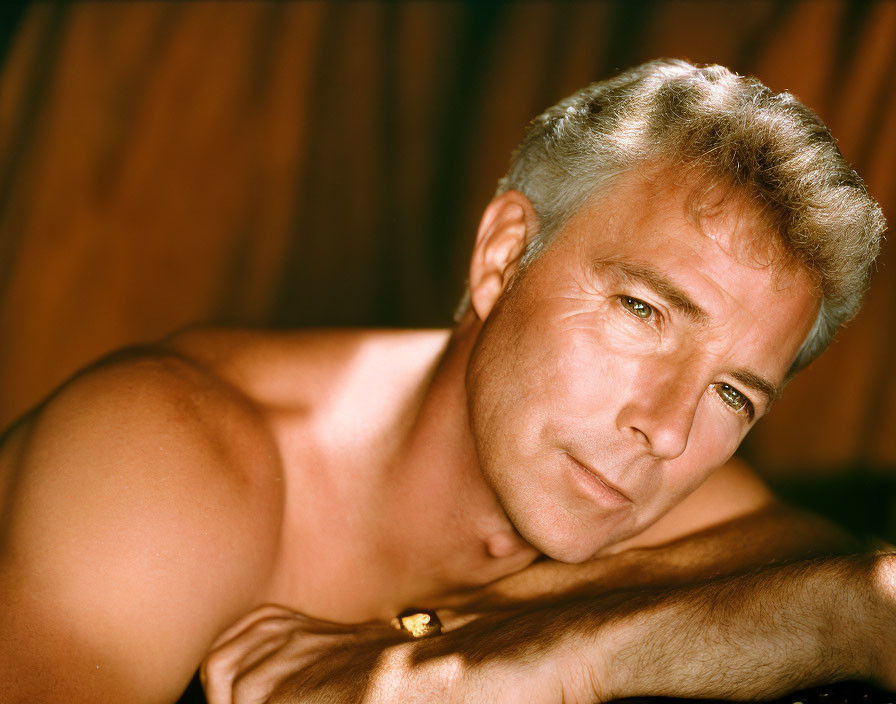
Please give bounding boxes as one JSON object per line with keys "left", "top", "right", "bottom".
{"left": 0, "top": 353, "right": 283, "bottom": 704}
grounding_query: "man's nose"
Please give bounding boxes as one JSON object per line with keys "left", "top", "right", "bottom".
{"left": 615, "top": 366, "right": 704, "bottom": 460}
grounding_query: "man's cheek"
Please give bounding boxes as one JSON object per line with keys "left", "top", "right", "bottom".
{"left": 676, "top": 411, "right": 743, "bottom": 488}
{"left": 552, "top": 334, "right": 630, "bottom": 405}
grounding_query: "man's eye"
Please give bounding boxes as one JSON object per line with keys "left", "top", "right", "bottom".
{"left": 620, "top": 296, "right": 653, "bottom": 319}
{"left": 714, "top": 383, "right": 753, "bottom": 417}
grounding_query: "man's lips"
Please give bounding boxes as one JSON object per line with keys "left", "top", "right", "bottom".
{"left": 566, "top": 453, "right": 633, "bottom": 504}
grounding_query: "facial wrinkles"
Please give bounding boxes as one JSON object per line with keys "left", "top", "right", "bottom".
{"left": 584, "top": 259, "right": 734, "bottom": 416}
{"left": 544, "top": 236, "right": 752, "bottom": 443}
{"left": 594, "top": 257, "right": 710, "bottom": 327}
{"left": 564, "top": 244, "right": 773, "bottom": 506}
{"left": 545, "top": 331, "right": 699, "bottom": 507}
{"left": 692, "top": 262, "right": 803, "bottom": 407}
{"left": 642, "top": 224, "right": 804, "bottom": 409}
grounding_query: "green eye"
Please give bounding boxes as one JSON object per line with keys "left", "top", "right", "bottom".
{"left": 715, "top": 383, "right": 750, "bottom": 414}
{"left": 621, "top": 296, "right": 653, "bottom": 319}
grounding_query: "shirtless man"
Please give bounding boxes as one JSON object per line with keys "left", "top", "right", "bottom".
{"left": 0, "top": 60, "right": 891, "bottom": 704}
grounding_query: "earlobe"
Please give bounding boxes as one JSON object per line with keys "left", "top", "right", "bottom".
{"left": 468, "top": 191, "right": 539, "bottom": 320}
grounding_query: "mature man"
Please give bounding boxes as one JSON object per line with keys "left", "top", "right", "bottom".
{"left": 0, "top": 60, "right": 890, "bottom": 704}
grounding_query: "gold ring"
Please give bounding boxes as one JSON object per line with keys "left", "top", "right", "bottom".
{"left": 391, "top": 609, "right": 443, "bottom": 638}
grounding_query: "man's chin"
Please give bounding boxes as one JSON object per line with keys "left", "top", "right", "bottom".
{"left": 519, "top": 525, "right": 619, "bottom": 564}
{"left": 501, "top": 493, "right": 638, "bottom": 562}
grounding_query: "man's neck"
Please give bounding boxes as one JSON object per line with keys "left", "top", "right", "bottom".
{"left": 373, "top": 325, "right": 540, "bottom": 602}
{"left": 256, "top": 326, "right": 540, "bottom": 618}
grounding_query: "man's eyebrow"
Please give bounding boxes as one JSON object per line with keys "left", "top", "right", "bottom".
{"left": 592, "top": 257, "right": 709, "bottom": 325}
{"left": 729, "top": 368, "right": 781, "bottom": 410}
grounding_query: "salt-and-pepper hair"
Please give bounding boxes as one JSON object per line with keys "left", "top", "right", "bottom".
{"left": 459, "top": 59, "right": 885, "bottom": 375}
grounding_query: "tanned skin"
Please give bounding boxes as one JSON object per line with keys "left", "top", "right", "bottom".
{"left": 1, "top": 167, "right": 891, "bottom": 704}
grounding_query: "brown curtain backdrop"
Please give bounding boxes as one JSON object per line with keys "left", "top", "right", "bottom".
{"left": 1, "top": 1, "right": 894, "bottom": 531}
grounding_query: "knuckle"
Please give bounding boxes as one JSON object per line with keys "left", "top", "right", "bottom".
{"left": 232, "top": 671, "right": 272, "bottom": 704}
{"left": 252, "top": 617, "right": 291, "bottom": 636}
{"left": 203, "top": 650, "right": 234, "bottom": 679}
{"left": 253, "top": 603, "right": 299, "bottom": 618}
{"left": 201, "top": 654, "right": 238, "bottom": 704}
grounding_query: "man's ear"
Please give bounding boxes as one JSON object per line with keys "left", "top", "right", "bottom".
{"left": 468, "top": 190, "right": 539, "bottom": 320}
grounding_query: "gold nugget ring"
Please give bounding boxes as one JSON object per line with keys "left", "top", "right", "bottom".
{"left": 391, "top": 609, "right": 443, "bottom": 638}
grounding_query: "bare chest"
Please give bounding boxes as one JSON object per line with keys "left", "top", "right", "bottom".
{"left": 255, "top": 435, "right": 410, "bottom": 622}
{"left": 263, "top": 494, "right": 418, "bottom": 622}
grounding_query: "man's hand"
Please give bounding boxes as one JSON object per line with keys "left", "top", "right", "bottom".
{"left": 201, "top": 604, "right": 602, "bottom": 704}
{"left": 201, "top": 605, "right": 405, "bottom": 704}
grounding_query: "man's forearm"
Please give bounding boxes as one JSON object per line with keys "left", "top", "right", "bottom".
{"left": 596, "top": 552, "right": 896, "bottom": 701}
{"left": 404, "top": 552, "right": 896, "bottom": 703}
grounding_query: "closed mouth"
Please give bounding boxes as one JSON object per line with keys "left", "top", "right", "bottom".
{"left": 567, "top": 454, "right": 632, "bottom": 504}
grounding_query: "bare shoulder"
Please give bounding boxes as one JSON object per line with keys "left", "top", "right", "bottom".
{"left": 163, "top": 327, "right": 449, "bottom": 453}
{"left": 0, "top": 347, "right": 284, "bottom": 703}
{"left": 609, "top": 456, "right": 774, "bottom": 552}
{"left": 162, "top": 325, "right": 449, "bottom": 401}
{"left": 160, "top": 326, "right": 353, "bottom": 405}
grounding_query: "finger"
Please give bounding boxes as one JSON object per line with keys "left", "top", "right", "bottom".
{"left": 204, "top": 613, "right": 363, "bottom": 704}
{"left": 210, "top": 604, "right": 300, "bottom": 650}
{"left": 231, "top": 642, "right": 314, "bottom": 704}
{"left": 203, "top": 616, "right": 297, "bottom": 704}
{"left": 231, "top": 635, "right": 361, "bottom": 704}
{"left": 232, "top": 631, "right": 292, "bottom": 680}
{"left": 212, "top": 633, "right": 298, "bottom": 704}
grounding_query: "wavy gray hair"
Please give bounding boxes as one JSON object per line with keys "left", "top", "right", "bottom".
{"left": 459, "top": 59, "right": 885, "bottom": 375}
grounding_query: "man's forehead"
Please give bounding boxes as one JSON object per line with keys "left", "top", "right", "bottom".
{"left": 570, "top": 164, "right": 812, "bottom": 290}
{"left": 585, "top": 165, "right": 755, "bottom": 233}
